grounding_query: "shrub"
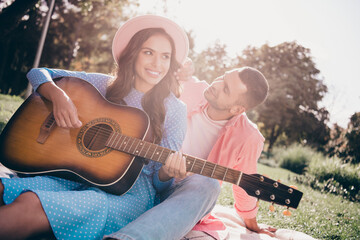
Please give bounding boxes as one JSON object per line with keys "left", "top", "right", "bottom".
{"left": 272, "top": 144, "right": 316, "bottom": 174}
{"left": 293, "top": 156, "right": 360, "bottom": 202}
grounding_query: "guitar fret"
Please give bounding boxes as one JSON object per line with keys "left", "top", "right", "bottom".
{"left": 154, "top": 147, "right": 164, "bottom": 162}
{"left": 143, "top": 142, "right": 152, "bottom": 159}
{"left": 199, "top": 161, "right": 206, "bottom": 174}
{"left": 210, "top": 164, "right": 216, "bottom": 178}
{"left": 132, "top": 138, "right": 141, "bottom": 155}
{"left": 160, "top": 148, "right": 172, "bottom": 164}
{"left": 106, "top": 132, "right": 115, "bottom": 147}
{"left": 137, "top": 141, "right": 146, "bottom": 158}
{"left": 121, "top": 135, "right": 130, "bottom": 152}
{"left": 236, "top": 172, "right": 243, "bottom": 186}
{"left": 112, "top": 134, "right": 122, "bottom": 150}
{"left": 122, "top": 136, "right": 131, "bottom": 153}
{"left": 127, "top": 137, "right": 137, "bottom": 154}
{"left": 149, "top": 145, "right": 158, "bottom": 160}
{"left": 222, "top": 168, "right": 228, "bottom": 181}
{"left": 189, "top": 157, "right": 195, "bottom": 172}
{"left": 116, "top": 134, "right": 125, "bottom": 150}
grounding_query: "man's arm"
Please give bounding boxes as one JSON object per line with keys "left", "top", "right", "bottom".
{"left": 232, "top": 132, "right": 277, "bottom": 237}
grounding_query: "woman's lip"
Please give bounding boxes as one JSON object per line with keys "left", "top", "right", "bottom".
{"left": 146, "top": 69, "right": 161, "bottom": 76}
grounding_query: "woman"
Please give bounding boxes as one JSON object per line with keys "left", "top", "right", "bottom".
{"left": 0, "top": 15, "right": 189, "bottom": 240}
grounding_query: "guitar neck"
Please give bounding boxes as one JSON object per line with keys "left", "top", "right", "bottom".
{"left": 105, "top": 132, "right": 243, "bottom": 185}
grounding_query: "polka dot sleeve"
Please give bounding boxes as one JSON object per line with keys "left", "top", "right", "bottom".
{"left": 26, "top": 68, "right": 112, "bottom": 96}
{"left": 152, "top": 95, "right": 187, "bottom": 192}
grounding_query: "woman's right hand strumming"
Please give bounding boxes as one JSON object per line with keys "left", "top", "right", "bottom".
{"left": 37, "top": 82, "right": 82, "bottom": 128}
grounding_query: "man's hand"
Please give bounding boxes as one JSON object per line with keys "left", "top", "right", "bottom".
{"left": 158, "top": 152, "right": 188, "bottom": 182}
{"left": 174, "top": 58, "right": 194, "bottom": 82}
{"left": 244, "top": 217, "right": 277, "bottom": 237}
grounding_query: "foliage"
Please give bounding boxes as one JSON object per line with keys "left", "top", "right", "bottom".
{"left": 0, "top": 0, "right": 138, "bottom": 95}
{"left": 236, "top": 42, "right": 330, "bottom": 153}
{"left": 325, "top": 123, "right": 348, "bottom": 160}
{"left": 271, "top": 144, "right": 315, "bottom": 174}
{"left": 345, "top": 112, "right": 360, "bottom": 163}
{"left": 300, "top": 156, "right": 360, "bottom": 202}
{"left": 192, "top": 41, "right": 234, "bottom": 83}
{"left": 0, "top": 93, "right": 23, "bottom": 132}
{"left": 325, "top": 112, "right": 360, "bottom": 164}
{"left": 218, "top": 164, "right": 360, "bottom": 240}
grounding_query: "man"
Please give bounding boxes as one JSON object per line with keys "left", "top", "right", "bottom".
{"left": 179, "top": 61, "right": 277, "bottom": 238}
{"left": 106, "top": 61, "right": 276, "bottom": 240}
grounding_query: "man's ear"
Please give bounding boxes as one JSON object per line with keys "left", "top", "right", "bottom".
{"left": 230, "top": 105, "right": 245, "bottom": 116}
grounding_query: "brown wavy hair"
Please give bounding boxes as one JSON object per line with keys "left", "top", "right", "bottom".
{"left": 106, "top": 28, "right": 181, "bottom": 144}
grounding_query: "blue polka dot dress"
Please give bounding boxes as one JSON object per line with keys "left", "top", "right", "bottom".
{"left": 1, "top": 68, "right": 187, "bottom": 240}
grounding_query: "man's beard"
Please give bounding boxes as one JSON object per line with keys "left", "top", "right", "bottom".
{"left": 204, "top": 90, "right": 230, "bottom": 111}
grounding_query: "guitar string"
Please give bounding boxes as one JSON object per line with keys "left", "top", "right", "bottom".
{"left": 79, "top": 126, "right": 296, "bottom": 198}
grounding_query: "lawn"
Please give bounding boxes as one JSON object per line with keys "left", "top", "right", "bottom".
{"left": 217, "top": 164, "right": 360, "bottom": 240}
{"left": 0, "top": 93, "right": 23, "bottom": 132}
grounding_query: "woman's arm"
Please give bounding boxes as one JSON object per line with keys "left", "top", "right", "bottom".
{"left": 26, "top": 68, "right": 111, "bottom": 128}
{"left": 152, "top": 97, "right": 188, "bottom": 192}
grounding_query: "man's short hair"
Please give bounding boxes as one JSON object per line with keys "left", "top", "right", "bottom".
{"left": 238, "top": 67, "right": 269, "bottom": 110}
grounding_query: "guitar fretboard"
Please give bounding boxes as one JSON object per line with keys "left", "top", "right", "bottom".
{"left": 105, "top": 132, "right": 243, "bottom": 185}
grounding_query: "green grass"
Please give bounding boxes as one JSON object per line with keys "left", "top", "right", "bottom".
{"left": 0, "top": 94, "right": 24, "bottom": 132}
{"left": 217, "top": 164, "right": 360, "bottom": 239}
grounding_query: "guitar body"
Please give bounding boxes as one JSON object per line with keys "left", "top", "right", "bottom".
{"left": 0, "top": 77, "right": 150, "bottom": 195}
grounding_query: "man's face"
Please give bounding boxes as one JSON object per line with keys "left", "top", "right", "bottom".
{"left": 204, "top": 69, "right": 248, "bottom": 111}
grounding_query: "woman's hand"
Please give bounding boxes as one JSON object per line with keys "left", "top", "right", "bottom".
{"left": 159, "top": 151, "right": 189, "bottom": 182}
{"left": 37, "top": 82, "right": 82, "bottom": 128}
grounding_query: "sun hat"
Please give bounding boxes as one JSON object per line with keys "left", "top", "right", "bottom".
{"left": 112, "top": 15, "right": 189, "bottom": 65}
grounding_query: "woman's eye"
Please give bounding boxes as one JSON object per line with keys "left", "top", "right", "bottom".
{"left": 144, "top": 50, "right": 152, "bottom": 55}
{"left": 162, "top": 54, "right": 170, "bottom": 60}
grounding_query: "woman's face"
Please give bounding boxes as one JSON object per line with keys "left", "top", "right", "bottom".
{"left": 134, "top": 34, "right": 172, "bottom": 93}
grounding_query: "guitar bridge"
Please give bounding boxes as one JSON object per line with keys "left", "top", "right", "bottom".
{"left": 37, "top": 112, "right": 56, "bottom": 144}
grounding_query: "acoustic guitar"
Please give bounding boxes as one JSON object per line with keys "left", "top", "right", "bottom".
{"left": 0, "top": 77, "right": 302, "bottom": 209}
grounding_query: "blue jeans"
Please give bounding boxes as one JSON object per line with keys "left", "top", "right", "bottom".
{"left": 104, "top": 174, "right": 221, "bottom": 240}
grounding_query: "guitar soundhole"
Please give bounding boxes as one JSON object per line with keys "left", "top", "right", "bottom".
{"left": 76, "top": 118, "right": 121, "bottom": 158}
{"left": 83, "top": 124, "right": 112, "bottom": 151}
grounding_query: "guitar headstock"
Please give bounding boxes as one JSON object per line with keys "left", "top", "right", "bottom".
{"left": 239, "top": 173, "right": 303, "bottom": 209}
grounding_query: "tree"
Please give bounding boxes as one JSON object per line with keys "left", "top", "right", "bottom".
{"left": 345, "top": 112, "right": 360, "bottom": 163}
{"left": 192, "top": 41, "right": 234, "bottom": 83}
{"left": 0, "top": 0, "right": 137, "bottom": 95}
{"left": 236, "top": 42, "right": 329, "bottom": 152}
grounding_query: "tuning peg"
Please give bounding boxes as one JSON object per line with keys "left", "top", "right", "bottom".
{"left": 289, "top": 185, "right": 298, "bottom": 190}
{"left": 269, "top": 203, "right": 275, "bottom": 212}
{"left": 283, "top": 207, "right": 292, "bottom": 216}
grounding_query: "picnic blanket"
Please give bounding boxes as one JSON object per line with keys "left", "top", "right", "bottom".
{"left": 182, "top": 205, "right": 316, "bottom": 240}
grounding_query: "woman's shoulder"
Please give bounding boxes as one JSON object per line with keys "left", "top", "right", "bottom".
{"left": 164, "top": 92, "right": 187, "bottom": 112}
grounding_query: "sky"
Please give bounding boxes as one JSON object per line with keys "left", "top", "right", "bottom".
{"left": 135, "top": 0, "right": 360, "bottom": 128}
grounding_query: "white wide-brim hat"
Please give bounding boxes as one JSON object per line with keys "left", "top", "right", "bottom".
{"left": 112, "top": 15, "right": 189, "bottom": 65}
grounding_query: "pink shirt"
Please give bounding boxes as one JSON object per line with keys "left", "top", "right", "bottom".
{"left": 180, "top": 78, "right": 265, "bottom": 231}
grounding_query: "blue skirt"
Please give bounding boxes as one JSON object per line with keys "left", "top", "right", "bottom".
{"left": 1, "top": 174, "right": 156, "bottom": 240}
